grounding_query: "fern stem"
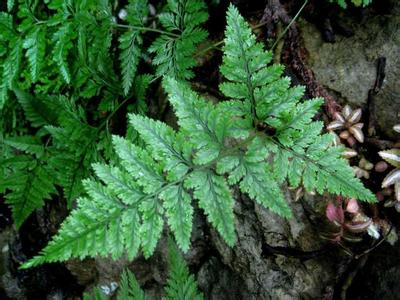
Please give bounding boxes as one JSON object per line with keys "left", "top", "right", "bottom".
{"left": 271, "top": 0, "right": 308, "bottom": 50}
{"left": 195, "top": 40, "right": 224, "bottom": 57}
{"left": 113, "top": 24, "right": 180, "bottom": 38}
{"left": 100, "top": 97, "right": 131, "bottom": 131}
{"left": 195, "top": 22, "right": 269, "bottom": 58}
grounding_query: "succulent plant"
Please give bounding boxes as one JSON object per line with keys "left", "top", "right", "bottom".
{"left": 325, "top": 198, "right": 378, "bottom": 242}
{"left": 379, "top": 124, "right": 400, "bottom": 202}
{"left": 379, "top": 150, "right": 400, "bottom": 201}
{"left": 327, "top": 105, "right": 364, "bottom": 144}
{"left": 353, "top": 157, "right": 374, "bottom": 179}
{"left": 342, "top": 147, "right": 358, "bottom": 159}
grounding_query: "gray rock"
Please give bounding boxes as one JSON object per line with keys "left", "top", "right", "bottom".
{"left": 204, "top": 191, "right": 335, "bottom": 299}
{"left": 300, "top": 9, "right": 400, "bottom": 138}
{"left": 0, "top": 227, "right": 24, "bottom": 300}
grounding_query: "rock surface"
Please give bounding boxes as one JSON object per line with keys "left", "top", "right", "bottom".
{"left": 300, "top": 5, "right": 400, "bottom": 138}
{"left": 202, "top": 192, "right": 335, "bottom": 299}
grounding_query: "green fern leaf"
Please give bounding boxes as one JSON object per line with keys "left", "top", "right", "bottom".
{"left": 4, "top": 136, "right": 44, "bottom": 156}
{"left": 159, "top": 184, "right": 193, "bottom": 252}
{"left": 0, "top": 12, "right": 14, "bottom": 40}
{"left": 163, "top": 78, "right": 229, "bottom": 165}
{"left": 2, "top": 37, "right": 22, "bottom": 90}
{"left": 136, "top": 192, "right": 164, "bottom": 258}
{"left": 149, "top": 0, "right": 208, "bottom": 79}
{"left": 119, "top": 0, "right": 148, "bottom": 95}
{"left": 117, "top": 269, "right": 148, "bottom": 300}
{"left": 185, "top": 170, "right": 236, "bottom": 246}
{"left": 93, "top": 163, "right": 144, "bottom": 206}
{"left": 20, "top": 178, "right": 141, "bottom": 268}
{"left": 119, "top": 31, "right": 141, "bottom": 96}
{"left": 46, "top": 119, "right": 99, "bottom": 207}
{"left": 53, "top": 23, "right": 74, "bottom": 84}
{"left": 0, "top": 157, "right": 57, "bottom": 228}
{"left": 129, "top": 114, "right": 190, "bottom": 180}
{"left": 13, "top": 90, "right": 59, "bottom": 127}
{"left": 113, "top": 136, "right": 164, "bottom": 193}
{"left": 23, "top": 27, "right": 46, "bottom": 82}
{"left": 220, "top": 5, "right": 375, "bottom": 203}
{"left": 113, "top": 136, "right": 165, "bottom": 257}
{"left": 165, "top": 237, "right": 204, "bottom": 300}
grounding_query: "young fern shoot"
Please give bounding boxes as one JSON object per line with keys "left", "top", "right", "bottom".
{"left": 83, "top": 238, "right": 203, "bottom": 300}
{"left": 21, "top": 5, "right": 375, "bottom": 269}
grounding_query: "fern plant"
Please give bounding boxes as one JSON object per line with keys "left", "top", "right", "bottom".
{"left": 0, "top": 90, "right": 107, "bottom": 227}
{"left": 84, "top": 239, "right": 203, "bottom": 300}
{"left": 21, "top": 5, "right": 375, "bottom": 269}
{"left": 0, "top": 0, "right": 208, "bottom": 228}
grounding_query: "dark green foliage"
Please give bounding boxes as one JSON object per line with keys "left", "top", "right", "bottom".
{"left": 0, "top": 90, "right": 104, "bottom": 227}
{"left": 0, "top": 0, "right": 208, "bottom": 228}
{"left": 0, "top": 151, "right": 57, "bottom": 228}
{"left": 83, "top": 239, "right": 203, "bottom": 300}
{"left": 119, "top": 0, "right": 148, "bottom": 96}
{"left": 149, "top": 0, "right": 209, "bottom": 80}
{"left": 21, "top": 5, "right": 374, "bottom": 269}
{"left": 164, "top": 238, "right": 204, "bottom": 300}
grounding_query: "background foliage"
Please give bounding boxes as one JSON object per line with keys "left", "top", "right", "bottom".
{"left": 0, "top": 0, "right": 208, "bottom": 228}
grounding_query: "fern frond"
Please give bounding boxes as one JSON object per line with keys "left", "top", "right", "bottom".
{"left": 119, "top": 31, "right": 141, "bottom": 96}
{"left": 185, "top": 170, "right": 235, "bottom": 246}
{"left": 165, "top": 237, "right": 204, "bottom": 300}
{"left": 23, "top": 27, "right": 46, "bottom": 82}
{"left": 0, "top": 12, "right": 14, "bottom": 40}
{"left": 149, "top": 0, "right": 208, "bottom": 79}
{"left": 2, "top": 37, "right": 22, "bottom": 90}
{"left": 117, "top": 269, "right": 148, "bottom": 300}
{"left": 20, "top": 179, "right": 140, "bottom": 268}
{"left": 47, "top": 148, "right": 90, "bottom": 205}
{"left": 159, "top": 184, "right": 193, "bottom": 252}
{"left": 129, "top": 114, "right": 191, "bottom": 179}
{"left": 53, "top": 23, "right": 74, "bottom": 84}
{"left": 0, "top": 156, "right": 57, "bottom": 228}
{"left": 163, "top": 78, "right": 229, "bottom": 165}
{"left": 14, "top": 89, "right": 59, "bottom": 127}
{"left": 239, "top": 159, "right": 292, "bottom": 217}
{"left": 113, "top": 136, "right": 165, "bottom": 193}
{"left": 46, "top": 118, "right": 99, "bottom": 207}
{"left": 0, "top": 15, "right": 21, "bottom": 108}
{"left": 119, "top": 0, "right": 148, "bottom": 95}
{"left": 4, "top": 135, "right": 44, "bottom": 156}
{"left": 112, "top": 136, "right": 164, "bottom": 257}
{"left": 220, "top": 5, "right": 375, "bottom": 203}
